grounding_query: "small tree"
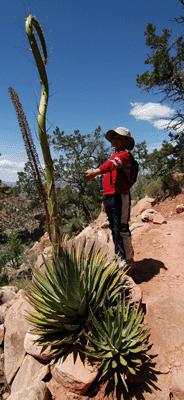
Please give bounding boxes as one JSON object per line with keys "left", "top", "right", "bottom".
{"left": 136, "top": 0, "right": 184, "bottom": 133}
{"left": 6, "top": 231, "right": 24, "bottom": 269}
{"left": 52, "top": 125, "right": 111, "bottom": 228}
{"left": 13, "top": 162, "right": 44, "bottom": 205}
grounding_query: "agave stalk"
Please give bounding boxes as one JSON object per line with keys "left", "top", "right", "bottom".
{"left": 25, "top": 15, "right": 61, "bottom": 252}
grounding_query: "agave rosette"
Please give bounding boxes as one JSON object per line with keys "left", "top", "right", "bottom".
{"left": 84, "top": 295, "right": 150, "bottom": 390}
{"left": 26, "top": 241, "right": 127, "bottom": 356}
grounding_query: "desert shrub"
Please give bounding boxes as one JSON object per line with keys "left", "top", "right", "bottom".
{"left": 9, "top": 277, "right": 31, "bottom": 291}
{"left": 0, "top": 225, "right": 8, "bottom": 244}
{"left": 162, "top": 173, "right": 184, "bottom": 197}
{"left": 145, "top": 177, "right": 164, "bottom": 201}
{"left": 0, "top": 269, "right": 9, "bottom": 286}
{"left": 146, "top": 173, "right": 184, "bottom": 201}
{"left": 0, "top": 230, "right": 24, "bottom": 271}
{"left": 0, "top": 192, "right": 5, "bottom": 200}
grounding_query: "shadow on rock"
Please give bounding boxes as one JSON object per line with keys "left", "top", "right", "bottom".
{"left": 132, "top": 258, "right": 167, "bottom": 284}
{"left": 125, "top": 358, "right": 162, "bottom": 400}
{"left": 87, "top": 356, "right": 162, "bottom": 400}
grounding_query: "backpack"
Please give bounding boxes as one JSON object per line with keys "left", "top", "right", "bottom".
{"left": 117, "top": 153, "right": 139, "bottom": 190}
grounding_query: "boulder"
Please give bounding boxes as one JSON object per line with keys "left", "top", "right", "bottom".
{"left": 4, "top": 290, "right": 34, "bottom": 384}
{"left": 176, "top": 204, "right": 184, "bottom": 214}
{"left": 6, "top": 380, "right": 49, "bottom": 400}
{"left": 0, "top": 286, "right": 18, "bottom": 305}
{"left": 51, "top": 347, "right": 98, "bottom": 395}
{"left": 141, "top": 209, "right": 166, "bottom": 224}
{"left": 24, "top": 332, "right": 52, "bottom": 360}
{"left": 131, "top": 196, "right": 155, "bottom": 218}
{"left": 0, "top": 303, "right": 11, "bottom": 324}
{"left": 34, "top": 245, "right": 53, "bottom": 276}
{"left": 130, "top": 221, "right": 151, "bottom": 239}
{"left": 11, "top": 354, "right": 48, "bottom": 394}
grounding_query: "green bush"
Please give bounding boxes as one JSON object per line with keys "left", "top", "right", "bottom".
{"left": 162, "top": 173, "right": 184, "bottom": 197}
{"left": 146, "top": 173, "right": 184, "bottom": 201}
{"left": 145, "top": 177, "right": 164, "bottom": 200}
{"left": 0, "top": 269, "right": 9, "bottom": 286}
{"left": 0, "top": 192, "right": 5, "bottom": 200}
{"left": 0, "top": 230, "right": 24, "bottom": 274}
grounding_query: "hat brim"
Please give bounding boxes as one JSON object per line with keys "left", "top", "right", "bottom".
{"left": 105, "top": 130, "right": 135, "bottom": 151}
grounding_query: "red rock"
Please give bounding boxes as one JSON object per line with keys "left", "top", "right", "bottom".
{"left": 11, "top": 354, "right": 46, "bottom": 394}
{"left": 176, "top": 204, "right": 184, "bottom": 213}
{"left": 51, "top": 347, "right": 98, "bottom": 395}
{"left": 4, "top": 290, "right": 35, "bottom": 384}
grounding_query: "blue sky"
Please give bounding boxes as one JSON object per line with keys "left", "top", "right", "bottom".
{"left": 0, "top": 0, "right": 183, "bottom": 182}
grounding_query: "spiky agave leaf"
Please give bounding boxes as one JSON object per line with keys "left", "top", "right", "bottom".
{"left": 26, "top": 241, "right": 128, "bottom": 357}
{"left": 83, "top": 295, "right": 150, "bottom": 391}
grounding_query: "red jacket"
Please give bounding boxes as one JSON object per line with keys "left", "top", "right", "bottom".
{"left": 99, "top": 150, "right": 131, "bottom": 195}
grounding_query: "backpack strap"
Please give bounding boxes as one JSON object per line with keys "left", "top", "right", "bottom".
{"left": 110, "top": 168, "right": 130, "bottom": 188}
{"left": 117, "top": 168, "right": 130, "bottom": 187}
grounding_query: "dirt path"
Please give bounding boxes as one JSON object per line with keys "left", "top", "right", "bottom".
{"left": 132, "top": 193, "right": 184, "bottom": 303}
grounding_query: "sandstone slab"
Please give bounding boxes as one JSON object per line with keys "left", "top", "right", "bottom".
{"left": 131, "top": 196, "right": 155, "bottom": 218}
{"left": 4, "top": 290, "right": 35, "bottom": 384}
{"left": 176, "top": 204, "right": 184, "bottom": 214}
{"left": 51, "top": 347, "right": 98, "bottom": 395}
{"left": 24, "top": 332, "right": 51, "bottom": 360}
{"left": 141, "top": 209, "right": 166, "bottom": 224}
{"left": 11, "top": 354, "right": 47, "bottom": 394}
{"left": 0, "top": 286, "right": 18, "bottom": 305}
{"left": 7, "top": 380, "right": 49, "bottom": 400}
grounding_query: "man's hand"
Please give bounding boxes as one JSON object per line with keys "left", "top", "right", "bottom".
{"left": 83, "top": 168, "right": 101, "bottom": 182}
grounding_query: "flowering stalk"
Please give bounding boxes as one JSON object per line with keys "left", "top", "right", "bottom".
{"left": 25, "top": 15, "right": 61, "bottom": 253}
{"left": 8, "top": 87, "right": 51, "bottom": 241}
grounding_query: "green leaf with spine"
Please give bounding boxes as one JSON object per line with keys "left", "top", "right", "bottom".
{"left": 26, "top": 241, "right": 128, "bottom": 357}
{"left": 83, "top": 295, "right": 150, "bottom": 391}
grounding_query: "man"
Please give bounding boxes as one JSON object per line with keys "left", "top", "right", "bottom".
{"left": 83, "top": 127, "right": 135, "bottom": 275}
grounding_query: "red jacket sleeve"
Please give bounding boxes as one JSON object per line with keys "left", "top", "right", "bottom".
{"left": 99, "top": 151, "right": 130, "bottom": 174}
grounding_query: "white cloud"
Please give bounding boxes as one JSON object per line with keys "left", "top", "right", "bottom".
{"left": 0, "top": 156, "right": 26, "bottom": 182}
{"left": 130, "top": 101, "right": 184, "bottom": 134}
{"left": 130, "top": 102, "right": 174, "bottom": 122}
{"left": 0, "top": 152, "right": 44, "bottom": 183}
{"left": 151, "top": 119, "right": 170, "bottom": 130}
{"left": 0, "top": 157, "right": 25, "bottom": 169}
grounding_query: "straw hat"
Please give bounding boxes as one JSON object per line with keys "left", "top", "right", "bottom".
{"left": 105, "top": 127, "right": 135, "bottom": 150}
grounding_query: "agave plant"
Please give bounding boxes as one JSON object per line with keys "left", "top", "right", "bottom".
{"left": 83, "top": 295, "right": 150, "bottom": 391}
{"left": 26, "top": 241, "right": 127, "bottom": 357}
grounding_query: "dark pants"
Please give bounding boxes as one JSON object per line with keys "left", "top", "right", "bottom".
{"left": 103, "top": 193, "right": 133, "bottom": 261}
